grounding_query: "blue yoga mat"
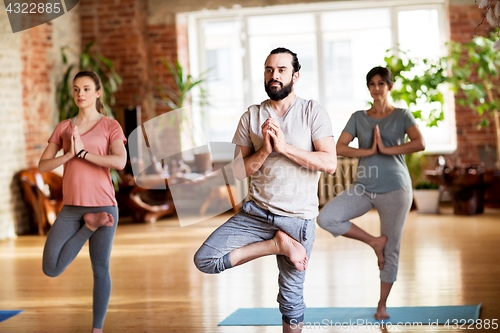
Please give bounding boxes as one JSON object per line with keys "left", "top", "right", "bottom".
{"left": 219, "top": 305, "right": 481, "bottom": 326}
{"left": 0, "top": 310, "right": 23, "bottom": 323}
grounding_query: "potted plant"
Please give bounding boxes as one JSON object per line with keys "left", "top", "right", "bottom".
{"left": 384, "top": 49, "right": 446, "bottom": 128}
{"left": 448, "top": 34, "right": 500, "bottom": 169}
{"left": 413, "top": 180, "right": 441, "bottom": 214}
{"left": 154, "top": 59, "right": 211, "bottom": 173}
{"left": 446, "top": 34, "right": 500, "bottom": 210}
{"left": 405, "top": 151, "right": 426, "bottom": 188}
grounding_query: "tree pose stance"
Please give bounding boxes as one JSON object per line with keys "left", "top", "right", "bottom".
{"left": 39, "top": 71, "right": 127, "bottom": 333}
{"left": 194, "top": 48, "right": 337, "bottom": 332}
{"left": 318, "top": 66, "right": 425, "bottom": 320}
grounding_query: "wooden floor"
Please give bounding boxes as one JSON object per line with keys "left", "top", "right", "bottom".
{"left": 0, "top": 205, "right": 499, "bottom": 332}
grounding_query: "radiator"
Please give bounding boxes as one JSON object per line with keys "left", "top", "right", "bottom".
{"left": 318, "top": 157, "right": 358, "bottom": 206}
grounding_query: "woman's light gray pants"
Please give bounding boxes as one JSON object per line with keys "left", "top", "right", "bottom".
{"left": 317, "top": 184, "right": 412, "bottom": 283}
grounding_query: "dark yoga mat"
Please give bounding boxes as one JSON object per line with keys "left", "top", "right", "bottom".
{"left": 219, "top": 305, "right": 481, "bottom": 327}
{"left": 0, "top": 310, "right": 23, "bottom": 323}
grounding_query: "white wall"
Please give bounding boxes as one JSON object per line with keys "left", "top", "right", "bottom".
{"left": 0, "top": 3, "right": 27, "bottom": 239}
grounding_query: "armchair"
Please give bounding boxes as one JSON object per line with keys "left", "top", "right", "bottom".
{"left": 18, "top": 168, "right": 63, "bottom": 235}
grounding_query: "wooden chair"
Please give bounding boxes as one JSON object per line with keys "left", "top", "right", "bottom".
{"left": 18, "top": 168, "right": 63, "bottom": 235}
{"left": 115, "top": 172, "right": 176, "bottom": 223}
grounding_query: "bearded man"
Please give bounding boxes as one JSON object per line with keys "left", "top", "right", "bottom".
{"left": 194, "top": 47, "right": 337, "bottom": 333}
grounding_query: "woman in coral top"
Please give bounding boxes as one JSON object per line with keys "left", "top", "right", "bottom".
{"left": 38, "top": 71, "right": 127, "bottom": 333}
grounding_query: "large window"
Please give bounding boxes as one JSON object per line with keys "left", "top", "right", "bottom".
{"left": 184, "top": 0, "right": 453, "bottom": 157}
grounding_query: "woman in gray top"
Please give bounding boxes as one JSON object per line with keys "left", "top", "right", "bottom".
{"left": 317, "top": 66, "right": 425, "bottom": 320}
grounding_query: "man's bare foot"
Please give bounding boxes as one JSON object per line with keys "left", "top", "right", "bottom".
{"left": 375, "top": 302, "right": 390, "bottom": 320}
{"left": 371, "top": 235, "right": 387, "bottom": 270}
{"left": 84, "top": 212, "right": 113, "bottom": 231}
{"left": 91, "top": 327, "right": 103, "bottom": 333}
{"left": 273, "top": 230, "right": 308, "bottom": 271}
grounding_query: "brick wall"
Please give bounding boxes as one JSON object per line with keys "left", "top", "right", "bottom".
{"left": 79, "top": 0, "right": 152, "bottom": 124}
{"left": 448, "top": 4, "right": 498, "bottom": 166}
{"left": 148, "top": 23, "right": 182, "bottom": 153}
{"left": 148, "top": 23, "right": 178, "bottom": 113}
{"left": 50, "top": 5, "right": 81, "bottom": 127}
{"left": 21, "top": 23, "right": 54, "bottom": 168}
{"left": 79, "top": 0, "right": 183, "bottom": 163}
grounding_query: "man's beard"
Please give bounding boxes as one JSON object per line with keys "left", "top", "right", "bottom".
{"left": 265, "top": 77, "right": 294, "bottom": 101}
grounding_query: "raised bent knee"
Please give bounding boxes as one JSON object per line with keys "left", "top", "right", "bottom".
{"left": 193, "top": 250, "right": 209, "bottom": 273}
{"left": 194, "top": 246, "right": 229, "bottom": 274}
{"left": 316, "top": 213, "right": 330, "bottom": 230}
{"left": 42, "top": 263, "right": 62, "bottom": 278}
{"left": 317, "top": 213, "right": 348, "bottom": 236}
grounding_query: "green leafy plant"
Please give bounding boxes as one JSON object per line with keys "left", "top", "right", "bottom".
{"left": 386, "top": 33, "right": 500, "bottom": 168}
{"left": 384, "top": 50, "right": 446, "bottom": 127}
{"left": 405, "top": 151, "right": 427, "bottom": 188}
{"left": 447, "top": 33, "right": 500, "bottom": 168}
{"left": 156, "top": 59, "right": 209, "bottom": 110}
{"left": 57, "top": 41, "right": 122, "bottom": 122}
{"left": 415, "top": 180, "right": 440, "bottom": 190}
{"left": 385, "top": 50, "right": 445, "bottom": 187}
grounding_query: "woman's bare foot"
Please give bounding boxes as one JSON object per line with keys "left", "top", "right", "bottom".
{"left": 273, "top": 230, "right": 308, "bottom": 271}
{"left": 91, "top": 327, "right": 103, "bottom": 333}
{"left": 375, "top": 302, "right": 390, "bottom": 320}
{"left": 371, "top": 235, "right": 387, "bottom": 270}
{"left": 84, "top": 212, "right": 113, "bottom": 231}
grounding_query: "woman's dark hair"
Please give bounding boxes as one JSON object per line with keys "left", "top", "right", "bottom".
{"left": 73, "top": 71, "right": 107, "bottom": 115}
{"left": 269, "top": 47, "right": 301, "bottom": 74}
{"left": 366, "top": 66, "right": 393, "bottom": 89}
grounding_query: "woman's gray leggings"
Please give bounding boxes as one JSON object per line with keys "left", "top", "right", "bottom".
{"left": 42, "top": 205, "right": 118, "bottom": 329}
{"left": 317, "top": 184, "right": 412, "bottom": 283}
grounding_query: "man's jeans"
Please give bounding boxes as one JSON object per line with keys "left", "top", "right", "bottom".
{"left": 194, "top": 200, "right": 315, "bottom": 324}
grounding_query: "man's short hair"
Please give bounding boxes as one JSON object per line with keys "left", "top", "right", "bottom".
{"left": 268, "top": 47, "right": 301, "bottom": 73}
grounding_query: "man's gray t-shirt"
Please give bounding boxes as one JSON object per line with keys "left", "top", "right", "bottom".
{"left": 343, "top": 108, "right": 418, "bottom": 193}
{"left": 232, "top": 97, "right": 334, "bottom": 219}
